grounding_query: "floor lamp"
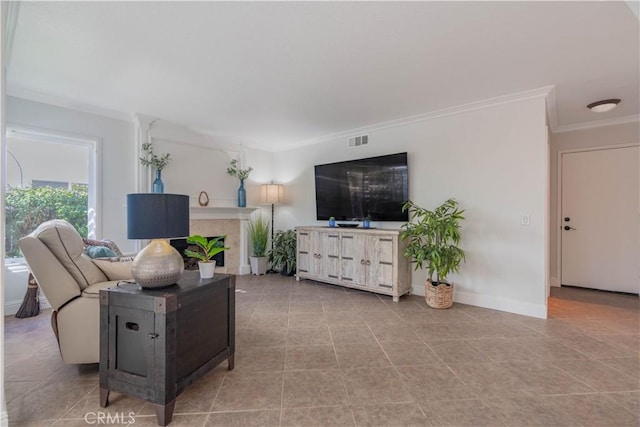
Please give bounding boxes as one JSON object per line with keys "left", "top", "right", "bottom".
{"left": 261, "top": 183, "right": 284, "bottom": 256}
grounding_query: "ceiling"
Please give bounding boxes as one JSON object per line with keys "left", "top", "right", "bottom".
{"left": 6, "top": 1, "right": 639, "bottom": 152}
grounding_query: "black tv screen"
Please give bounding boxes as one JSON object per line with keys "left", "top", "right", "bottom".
{"left": 315, "top": 152, "right": 409, "bottom": 222}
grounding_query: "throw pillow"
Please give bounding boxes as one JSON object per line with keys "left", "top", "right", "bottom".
{"left": 92, "top": 256, "right": 135, "bottom": 280}
{"left": 83, "top": 238, "right": 124, "bottom": 257}
{"left": 86, "top": 245, "right": 117, "bottom": 259}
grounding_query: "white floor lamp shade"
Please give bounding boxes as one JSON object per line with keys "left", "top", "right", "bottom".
{"left": 261, "top": 184, "right": 284, "bottom": 252}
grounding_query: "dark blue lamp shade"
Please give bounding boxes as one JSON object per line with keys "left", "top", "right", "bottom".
{"left": 127, "top": 193, "right": 190, "bottom": 239}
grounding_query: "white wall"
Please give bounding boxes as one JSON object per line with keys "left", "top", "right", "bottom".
{"left": 274, "top": 96, "right": 549, "bottom": 318}
{"left": 549, "top": 121, "right": 640, "bottom": 285}
{"left": 147, "top": 120, "right": 274, "bottom": 208}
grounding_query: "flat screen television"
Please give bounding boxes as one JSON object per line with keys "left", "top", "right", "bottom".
{"left": 315, "top": 152, "right": 409, "bottom": 222}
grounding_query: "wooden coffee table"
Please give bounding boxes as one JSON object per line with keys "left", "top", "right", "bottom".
{"left": 99, "top": 271, "right": 235, "bottom": 426}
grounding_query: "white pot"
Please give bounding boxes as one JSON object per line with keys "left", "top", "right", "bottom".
{"left": 198, "top": 261, "right": 216, "bottom": 279}
{"left": 249, "top": 256, "right": 268, "bottom": 275}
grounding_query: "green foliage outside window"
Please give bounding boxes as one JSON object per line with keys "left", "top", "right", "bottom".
{"left": 5, "top": 186, "right": 88, "bottom": 258}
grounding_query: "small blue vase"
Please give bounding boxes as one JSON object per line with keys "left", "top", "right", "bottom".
{"left": 329, "top": 218, "right": 336, "bottom": 228}
{"left": 363, "top": 218, "right": 371, "bottom": 229}
{"left": 153, "top": 169, "right": 164, "bottom": 193}
{"left": 238, "top": 179, "right": 246, "bottom": 207}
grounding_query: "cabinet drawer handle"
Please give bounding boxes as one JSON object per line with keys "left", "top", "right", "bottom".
{"left": 328, "top": 274, "right": 339, "bottom": 279}
{"left": 343, "top": 277, "right": 353, "bottom": 281}
{"left": 360, "top": 259, "right": 365, "bottom": 265}
{"left": 365, "top": 260, "right": 371, "bottom": 266}
{"left": 378, "top": 284, "right": 392, "bottom": 289}
{"left": 148, "top": 333, "right": 159, "bottom": 339}
{"left": 343, "top": 257, "right": 353, "bottom": 260}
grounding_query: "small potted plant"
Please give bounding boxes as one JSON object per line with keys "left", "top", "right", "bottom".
{"left": 226, "top": 159, "right": 253, "bottom": 207}
{"left": 139, "top": 142, "right": 171, "bottom": 193}
{"left": 247, "top": 213, "right": 270, "bottom": 275}
{"left": 400, "top": 198, "right": 465, "bottom": 309}
{"left": 268, "top": 229, "right": 297, "bottom": 276}
{"left": 363, "top": 214, "right": 372, "bottom": 229}
{"left": 184, "top": 235, "right": 229, "bottom": 279}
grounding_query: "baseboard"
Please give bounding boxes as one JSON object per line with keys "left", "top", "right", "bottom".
{"left": 411, "top": 283, "right": 546, "bottom": 319}
{"left": 454, "top": 289, "right": 547, "bottom": 319}
{"left": 4, "top": 296, "right": 51, "bottom": 316}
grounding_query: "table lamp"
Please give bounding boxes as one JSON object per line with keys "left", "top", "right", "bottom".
{"left": 127, "top": 193, "right": 190, "bottom": 288}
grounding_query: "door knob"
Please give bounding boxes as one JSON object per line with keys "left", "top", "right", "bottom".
{"left": 564, "top": 226, "right": 576, "bottom": 231}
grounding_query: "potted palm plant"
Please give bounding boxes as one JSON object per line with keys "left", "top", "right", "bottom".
{"left": 268, "top": 229, "right": 296, "bottom": 276}
{"left": 247, "top": 213, "right": 270, "bottom": 275}
{"left": 400, "top": 198, "right": 465, "bottom": 309}
{"left": 184, "top": 235, "right": 229, "bottom": 279}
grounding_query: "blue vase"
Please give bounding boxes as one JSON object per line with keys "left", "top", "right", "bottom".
{"left": 363, "top": 218, "right": 371, "bottom": 229}
{"left": 153, "top": 169, "right": 164, "bottom": 193}
{"left": 238, "top": 179, "right": 246, "bottom": 207}
{"left": 329, "top": 218, "right": 336, "bottom": 228}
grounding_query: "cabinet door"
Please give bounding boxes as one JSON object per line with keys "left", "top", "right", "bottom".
{"left": 322, "top": 231, "right": 341, "bottom": 281}
{"left": 340, "top": 233, "right": 366, "bottom": 286}
{"left": 367, "top": 236, "right": 395, "bottom": 291}
{"left": 297, "top": 230, "right": 313, "bottom": 276}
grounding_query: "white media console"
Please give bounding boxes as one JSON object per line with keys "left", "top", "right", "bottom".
{"left": 295, "top": 226, "right": 411, "bottom": 302}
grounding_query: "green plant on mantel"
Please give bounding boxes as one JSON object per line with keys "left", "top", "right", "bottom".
{"left": 226, "top": 159, "right": 253, "bottom": 180}
{"left": 139, "top": 143, "right": 171, "bottom": 171}
{"left": 400, "top": 198, "right": 465, "bottom": 285}
{"left": 184, "top": 235, "right": 229, "bottom": 263}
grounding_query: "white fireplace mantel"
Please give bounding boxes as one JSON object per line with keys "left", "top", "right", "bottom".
{"left": 189, "top": 206, "right": 256, "bottom": 275}
{"left": 189, "top": 206, "right": 257, "bottom": 220}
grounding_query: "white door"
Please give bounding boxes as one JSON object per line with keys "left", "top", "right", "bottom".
{"left": 561, "top": 146, "right": 639, "bottom": 293}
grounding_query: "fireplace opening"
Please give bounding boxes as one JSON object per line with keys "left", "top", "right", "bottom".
{"left": 170, "top": 236, "right": 225, "bottom": 270}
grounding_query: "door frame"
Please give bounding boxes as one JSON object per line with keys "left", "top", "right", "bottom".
{"left": 555, "top": 143, "right": 639, "bottom": 288}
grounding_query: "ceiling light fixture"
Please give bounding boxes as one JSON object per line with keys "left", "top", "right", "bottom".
{"left": 587, "top": 99, "right": 621, "bottom": 113}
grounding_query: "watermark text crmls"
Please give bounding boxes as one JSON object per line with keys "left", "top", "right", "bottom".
{"left": 84, "top": 412, "right": 136, "bottom": 425}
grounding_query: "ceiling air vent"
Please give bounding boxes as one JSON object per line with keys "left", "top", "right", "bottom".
{"left": 347, "top": 134, "right": 369, "bottom": 148}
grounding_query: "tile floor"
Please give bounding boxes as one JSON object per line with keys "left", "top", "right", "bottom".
{"left": 4, "top": 275, "right": 639, "bottom": 426}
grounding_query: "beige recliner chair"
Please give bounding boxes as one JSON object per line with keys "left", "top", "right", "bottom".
{"left": 19, "top": 220, "right": 132, "bottom": 364}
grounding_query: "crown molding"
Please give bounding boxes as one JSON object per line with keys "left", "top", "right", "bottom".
{"left": 288, "top": 86, "right": 555, "bottom": 151}
{"left": 552, "top": 114, "right": 640, "bottom": 134}
{"left": 6, "top": 85, "right": 133, "bottom": 123}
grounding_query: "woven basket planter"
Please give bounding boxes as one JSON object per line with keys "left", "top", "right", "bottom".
{"left": 425, "top": 280, "right": 454, "bottom": 309}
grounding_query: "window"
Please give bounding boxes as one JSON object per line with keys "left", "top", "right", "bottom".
{"left": 4, "top": 126, "right": 99, "bottom": 259}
